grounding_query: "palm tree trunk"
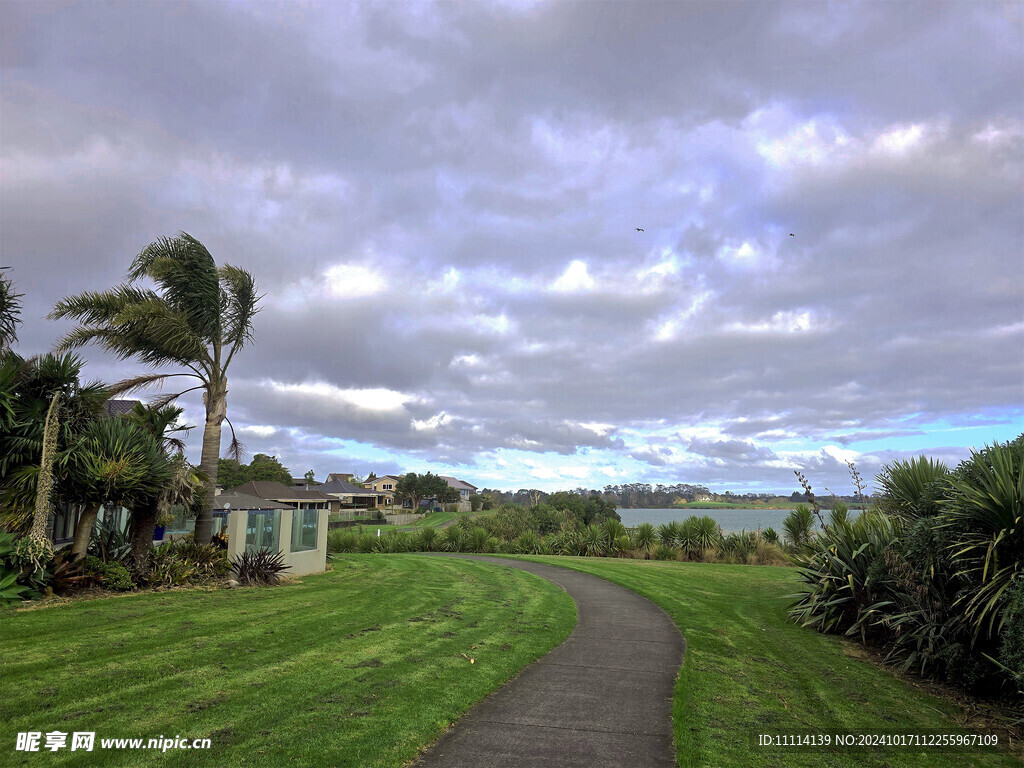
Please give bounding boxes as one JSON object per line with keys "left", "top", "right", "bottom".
{"left": 195, "top": 389, "right": 226, "bottom": 544}
{"left": 70, "top": 502, "right": 101, "bottom": 558}
{"left": 130, "top": 505, "right": 158, "bottom": 573}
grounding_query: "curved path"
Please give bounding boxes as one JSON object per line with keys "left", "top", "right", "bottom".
{"left": 414, "top": 555, "right": 685, "bottom": 768}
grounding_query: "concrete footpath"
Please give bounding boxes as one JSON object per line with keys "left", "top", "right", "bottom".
{"left": 414, "top": 555, "right": 685, "bottom": 768}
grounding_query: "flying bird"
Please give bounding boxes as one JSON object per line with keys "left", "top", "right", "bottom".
{"left": 789, "top": 233, "right": 795, "bottom": 236}
{"left": 636, "top": 228, "right": 644, "bottom": 232}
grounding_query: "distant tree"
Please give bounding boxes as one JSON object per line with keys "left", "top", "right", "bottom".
{"left": 304, "top": 469, "right": 316, "bottom": 483}
{"left": 217, "top": 458, "right": 246, "bottom": 490}
{"left": 366, "top": 472, "right": 377, "bottom": 482}
{"left": 469, "top": 493, "right": 484, "bottom": 512}
{"left": 246, "top": 454, "right": 292, "bottom": 485}
{"left": 395, "top": 472, "right": 458, "bottom": 509}
{"left": 218, "top": 453, "right": 292, "bottom": 489}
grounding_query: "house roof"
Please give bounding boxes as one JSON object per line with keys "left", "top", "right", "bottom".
{"left": 315, "top": 479, "right": 377, "bottom": 496}
{"left": 325, "top": 473, "right": 355, "bottom": 483}
{"left": 212, "top": 492, "right": 293, "bottom": 511}
{"left": 103, "top": 399, "right": 142, "bottom": 417}
{"left": 439, "top": 475, "right": 477, "bottom": 492}
{"left": 226, "top": 481, "right": 335, "bottom": 502}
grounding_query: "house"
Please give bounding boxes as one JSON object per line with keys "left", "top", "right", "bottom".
{"left": 314, "top": 478, "right": 383, "bottom": 510}
{"left": 325, "top": 473, "right": 355, "bottom": 484}
{"left": 225, "top": 481, "right": 341, "bottom": 515}
{"left": 440, "top": 476, "right": 477, "bottom": 512}
{"left": 364, "top": 475, "right": 401, "bottom": 509}
{"left": 411, "top": 476, "right": 477, "bottom": 513}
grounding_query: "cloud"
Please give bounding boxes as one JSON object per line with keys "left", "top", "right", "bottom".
{"left": 2, "top": 1, "right": 1020, "bottom": 493}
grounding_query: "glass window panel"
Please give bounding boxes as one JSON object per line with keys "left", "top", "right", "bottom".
{"left": 291, "top": 508, "right": 318, "bottom": 552}
{"left": 245, "top": 510, "right": 281, "bottom": 553}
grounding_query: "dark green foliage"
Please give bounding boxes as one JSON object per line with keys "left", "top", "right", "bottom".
{"left": 218, "top": 454, "right": 292, "bottom": 489}
{"left": 782, "top": 504, "right": 815, "bottom": 548}
{"left": 875, "top": 456, "right": 949, "bottom": 519}
{"left": 0, "top": 568, "right": 31, "bottom": 604}
{"left": 146, "top": 539, "right": 229, "bottom": 587}
{"left": 633, "top": 522, "right": 657, "bottom": 551}
{"left": 789, "top": 513, "right": 901, "bottom": 638}
{"left": 939, "top": 439, "right": 1024, "bottom": 638}
{"left": 580, "top": 524, "right": 608, "bottom": 557}
{"left": 414, "top": 526, "right": 440, "bottom": 552}
{"left": 762, "top": 526, "right": 780, "bottom": 545}
{"left": 83, "top": 556, "right": 135, "bottom": 591}
{"left": 327, "top": 529, "right": 359, "bottom": 553}
{"left": 88, "top": 517, "right": 132, "bottom": 564}
{"left": 789, "top": 436, "right": 1024, "bottom": 703}
{"left": 998, "top": 578, "right": 1024, "bottom": 689}
{"left": 231, "top": 548, "right": 290, "bottom": 586}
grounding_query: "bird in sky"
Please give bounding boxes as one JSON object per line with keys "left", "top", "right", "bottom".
{"left": 789, "top": 233, "right": 795, "bottom": 236}
{"left": 636, "top": 228, "right": 644, "bottom": 232}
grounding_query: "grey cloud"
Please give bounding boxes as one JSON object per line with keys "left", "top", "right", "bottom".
{"left": 2, "top": 1, "right": 1020, "bottom": 491}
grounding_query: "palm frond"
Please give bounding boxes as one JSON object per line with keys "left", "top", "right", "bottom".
{"left": 49, "top": 285, "right": 160, "bottom": 326}
{"left": 130, "top": 233, "right": 221, "bottom": 340}
{"left": 222, "top": 416, "right": 245, "bottom": 462}
{"left": 219, "top": 264, "right": 262, "bottom": 355}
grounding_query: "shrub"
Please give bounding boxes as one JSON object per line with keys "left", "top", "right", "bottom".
{"left": 378, "top": 531, "right": 413, "bottom": 553}
{"left": 415, "top": 526, "right": 440, "bottom": 552}
{"left": 721, "top": 531, "right": 758, "bottom": 558}
{"left": 657, "top": 522, "right": 680, "bottom": 546}
{"left": 0, "top": 568, "right": 31, "bottom": 605}
{"left": 514, "top": 531, "right": 541, "bottom": 555}
{"left": 357, "top": 533, "right": 378, "bottom": 553}
{"left": 83, "top": 555, "right": 135, "bottom": 591}
{"left": 782, "top": 505, "right": 815, "bottom": 549}
{"left": 146, "top": 540, "right": 229, "bottom": 587}
{"left": 653, "top": 543, "right": 677, "bottom": 561}
{"left": 633, "top": 522, "right": 657, "bottom": 552}
{"left": 441, "top": 527, "right": 467, "bottom": 553}
{"left": 600, "top": 518, "right": 626, "bottom": 544}
{"left": 939, "top": 439, "right": 1024, "bottom": 638}
{"left": 762, "top": 527, "right": 780, "bottom": 545}
{"left": 580, "top": 525, "right": 608, "bottom": 557}
{"left": 788, "top": 513, "right": 901, "bottom": 639}
{"left": 468, "top": 526, "right": 492, "bottom": 553}
{"left": 828, "top": 503, "right": 850, "bottom": 528}
{"left": 552, "top": 529, "right": 580, "bottom": 556}
{"left": 875, "top": 456, "right": 949, "bottom": 519}
{"left": 613, "top": 534, "right": 632, "bottom": 557}
{"left": 327, "top": 529, "right": 359, "bottom": 553}
{"left": 998, "top": 577, "right": 1024, "bottom": 692}
{"left": 754, "top": 540, "right": 791, "bottom": 566}
{"left": 88, "top": 519, "right": 132, "bottom": 564}
{"left": 679, "top": 516, "right": 721, "bottom": 559}
{"left": 231, "top": 548, "right": 290, "bottom": 586}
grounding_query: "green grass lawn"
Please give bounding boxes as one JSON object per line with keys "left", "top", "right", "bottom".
{"left": 513, "top": 555, "right": 1019, "bottom": 768}
{"left": 0, "top": 555, "right": 574, "bottom": 767}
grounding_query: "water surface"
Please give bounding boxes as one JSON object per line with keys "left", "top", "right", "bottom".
{"left": 616, "top": 507, "right": 794, "bottom": 534}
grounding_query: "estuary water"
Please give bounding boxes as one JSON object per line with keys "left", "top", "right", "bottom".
{"left": 616, "top": 507, "right": 795, "bottom": 534}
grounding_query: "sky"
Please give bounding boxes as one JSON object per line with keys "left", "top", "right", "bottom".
{"left": 2, "top": 0, "right": 1022, "bottom": 495}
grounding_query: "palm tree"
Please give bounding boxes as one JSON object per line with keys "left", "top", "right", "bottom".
{"left": 65, "top": 417, "right": 171, "bottom": 558}
{"left": 0, "top": 267, "right": 22, "bottom": 351}
{"left": 50, "top": 233, "right": 261, "bottom": 543}
{"left": 122, "top": 402, "right": 201, "bottom": 571}
{"left": 0, "top": 352, "right": 110, "bottom": 533}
